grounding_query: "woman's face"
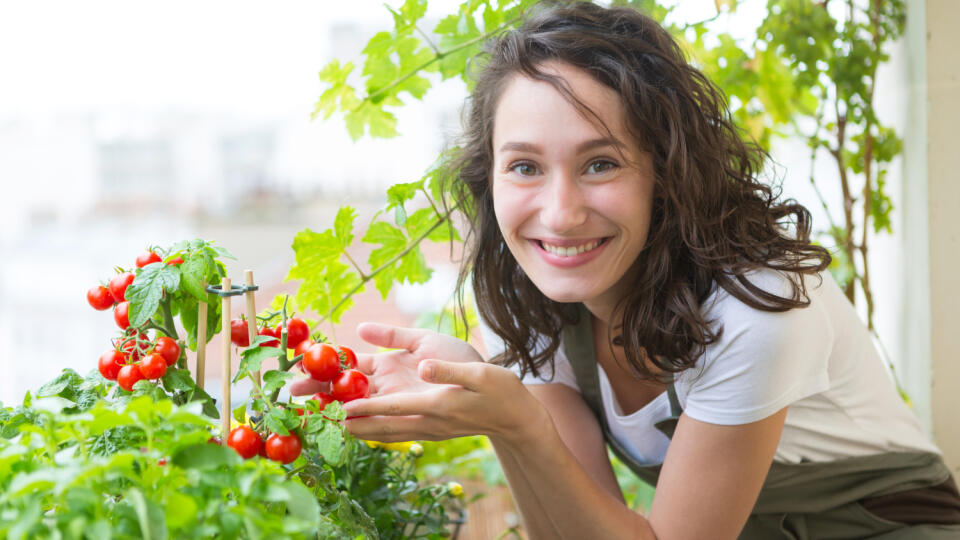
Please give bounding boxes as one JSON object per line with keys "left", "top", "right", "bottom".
{"left": 491, "top": 61, "right": 656, "bottom": 319}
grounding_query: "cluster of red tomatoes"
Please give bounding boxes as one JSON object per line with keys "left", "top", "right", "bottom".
{"left": 224, "top": 316, "right": 369, "bottom": 464}
{"left": 229, "top": 316, "right": 370, "bottom": 405}
{"left": 88, "top": 251, "right": 183, "bottom": 391}
{"left": 227, "top": 425, "right": 303, "bottom": 464}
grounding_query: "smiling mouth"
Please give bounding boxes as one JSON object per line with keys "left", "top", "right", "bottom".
{"left": 537, "top": 237, "right": 610, "bottom": 257}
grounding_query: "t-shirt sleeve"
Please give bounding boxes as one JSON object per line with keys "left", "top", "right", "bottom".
{"left": 478, "top": 315, "right": 580, "bottom": 391}
{"left": 677, "top": 273, "right": 832, "bottom": 425}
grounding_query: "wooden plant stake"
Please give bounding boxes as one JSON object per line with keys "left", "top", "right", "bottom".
{"left": 243, "top": 270, "right": 261, "bottom": 387}
{"left": 196, "top": 283, "right": 208, "bottom": 390}
{"left": 220, "top": 277, "right": 232, "bottom": 446}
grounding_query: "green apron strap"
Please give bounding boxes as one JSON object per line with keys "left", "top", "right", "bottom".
{"left": 562, "top": 303, "right": 663, "bottom": 486}
{"left": 563, "top": 303, "right": 604, "bottom": 421}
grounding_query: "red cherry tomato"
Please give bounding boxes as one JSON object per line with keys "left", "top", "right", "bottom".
{"left": 87, "top": 285, "right": 115, "bottom": 311}
{"left": 258, "top": 325, "right": 280, "bottom": 347}
{"left": 136, "top": 251, "right": 162, "bottom": 268}
{"left": 167, "top": 256, "right": 184, "bottom": 265}
{"left": 311, "top": 392, "right": 336, "bottom": 411}
{"left": 114, "top": 301, "right": 130, "bottom": 330}
{"left": 139, "top": 353, "right": 167, "bottom": 379}
{"left": 98, "top": 350, "right": 126, "bottom": 380}
{"left": 294, "top": 338, "right": 315, "bottom": 359}
{"left": 265, "top": 432, "right": 302, "bottom": 464}
{"left": 302, "top": 343, "right": 341, "bottom": 382}
{"left": 227, "top": 425, "right": 263, "bottom": 459}
{"left": 117, "top": 363, "right": 144, "bottom": 391}
{"left": 109, "top": 272, "right": 135, "bottom": 303}
{"left": 337, "top": 346, "right": 358, "bottom": 370}
{"left": 285, "top": 318, "right": 309, "bottom": 349}
{"left": 230, "top": 318, "right": 249, "bottom": 347}
{"left": 153, "top": 336, "right": 180, "bottom": 366}
{"left": 331, "top": 369, "right": 369, "bottom": 402}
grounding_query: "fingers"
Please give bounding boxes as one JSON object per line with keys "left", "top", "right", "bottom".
{"left": 342, "top": 392, "right": 440, "bottom": 418}
{"left": 345, "top": 414, "right": 451, "bottom": 443}
{"left": 357, "top": 322, "right": 429, "bottom": 352}
{"left": 355, "top": 351, "right": 375, "bottom": 374}
{"left": 419, "top": 359, "right": 503, "bottom": 392}
{"left": 288, "top": 377, "right": 330, "bottom": 397}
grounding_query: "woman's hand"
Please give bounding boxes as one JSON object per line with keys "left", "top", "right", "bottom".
{"left": 292, "top": 322, "right": 544, "bottom": 445}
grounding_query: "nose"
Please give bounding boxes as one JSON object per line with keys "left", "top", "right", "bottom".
{"left": 539, "top": 173, "right": 588, "bottom": 233}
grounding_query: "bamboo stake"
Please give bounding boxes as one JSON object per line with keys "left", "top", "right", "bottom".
{"left": 220, "top": 277, "right": 232, "bottom": 446}
{"left": 243, "top": 270, "right": 261, "bottom": 387}
{"left": 196, "top": 285, "right": 208, "bottom": 389}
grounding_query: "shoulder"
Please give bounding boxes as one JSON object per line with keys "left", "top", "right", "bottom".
{"left": 676, "top": 269, "right": 834, "bottom": 425}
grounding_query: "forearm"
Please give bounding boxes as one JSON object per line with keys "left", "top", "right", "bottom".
{"left": 490, "top": 437, "right": 563, "bottom": 539}
{"left": 493, "top": 417, "right": 656, "bottom": 540}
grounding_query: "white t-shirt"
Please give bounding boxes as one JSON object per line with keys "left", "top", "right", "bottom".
{"left": 481, "top": 270, "right": 939, "bottom": 465}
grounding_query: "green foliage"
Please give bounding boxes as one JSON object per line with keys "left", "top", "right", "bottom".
{"left": 0, "top": 395, "right": 324, "bottom": 539}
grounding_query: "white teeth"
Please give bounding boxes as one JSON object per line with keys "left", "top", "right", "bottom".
{"left": 541, "top": 239, "right": 602, "bottom": 257}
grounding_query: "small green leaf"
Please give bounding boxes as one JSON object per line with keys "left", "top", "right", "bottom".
{"left": 171, "top": 443, "right": 241, "bottom": 470}
{"left": 164, "top": 492, "right": 198, "bottom": 529}
{"left": 180, "top": 256, "right": 208, "bottom": 301}
{"left": 161, "top": 369, "right": 195, "bottom": 393}
{"left": 234, "top": 345, "right": 285, "bottom": 384}
{"left": 334, "top": 206, "right": 358, "bottom": 250}
{"left": 315, "top": 421, "right": 344, "bottom": 465}
{"left": 261, "top": 370, "right": 293, "bottom": 398}
{"left": 233, "top": 402, "right": 247, "bottom": 426}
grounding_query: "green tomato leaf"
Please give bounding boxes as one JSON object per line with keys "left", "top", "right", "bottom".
{"left": 126, "top": 487, "right": 167, "bottom": 540}
{"left": 171, "top": 443, "right": 241, "bottom": 470}
{"left": 164, "top": 491, "right": 198, "bottom": 530}
{"left": 263, "top": 408, "right": 292, "bottom": 437}
{"left": 233, "top": 402, "right": 247, "bottom": 426}
{"left": 127, "top": 264, "right": 181, "bottom": 328}
{"left": 233, "top": 345, "right": 285, "bottom": 384}
{"left": 315, "top": 421, "right": 344, "bottom": 465}
{"left": 261, "top": 370, "right": 293, "bottom": 399}
{"left": 180, "top": 256, "right": 208, "bottom": 301}
{"left": 334, "top": 206, "right": 358, "bottom": 250}
{"left": 161, "top": 368, "right": 195, "bottom": 393}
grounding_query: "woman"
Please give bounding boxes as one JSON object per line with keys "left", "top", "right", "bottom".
{"left": 292, "top": 2, "right": 960, "bottom": 538}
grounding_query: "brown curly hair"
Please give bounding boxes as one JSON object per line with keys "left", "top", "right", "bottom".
{"left": 447, "top": 1, "right": 831, "bottom": 380}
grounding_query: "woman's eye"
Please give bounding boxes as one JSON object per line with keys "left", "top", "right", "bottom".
{"left": 509, "top": 162, "right": 539, "bottom": 176}
{"left": 586, "top": 160, "right": 617, "bottom": 174}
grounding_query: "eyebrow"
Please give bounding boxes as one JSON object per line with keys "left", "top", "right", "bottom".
{"left": 498, "top": 137, "right": 625, "bottom": 154}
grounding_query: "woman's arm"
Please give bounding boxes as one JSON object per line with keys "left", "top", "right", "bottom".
{"left": 491, "top": 383, "right": 624, "bottom": 538}
{"left": 337, "top": 324, "right": 786, "bottom": 539}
